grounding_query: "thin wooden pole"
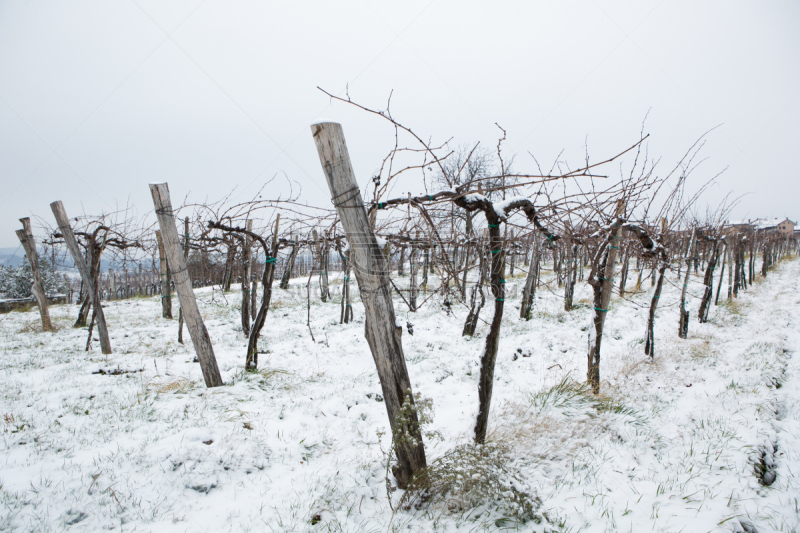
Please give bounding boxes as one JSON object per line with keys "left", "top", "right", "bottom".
{"left": 16, "top": 218, "right": 54, "bottom": 331}
{"left": 150, "top": 183, "right": 223, "bottom": 387}
{"left": 155, "top": 230, "right": 173, "bottom": 319}
{"left": 178, "top": 217, "right": 189, "bottom": 343}
{"left": 50, "top": 201, "right": 111, "bottom": 354}
{"left": 678, "top": 228, "right": 696, "bottom": 338}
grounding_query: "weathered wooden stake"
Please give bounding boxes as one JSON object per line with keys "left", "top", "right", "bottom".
{"left": 50, "top": 201, "right": 111, "bottom": 354}
{"left": 311, "top": 122, "right": 426, "bottom": 488}
{"left": 279, "top": 234, "right": 299, "bottom": 290}
{"left": 520, "top": 232, "right": 539, "bottom": 320}
{"left": 678, "top": 228, "right": 696, "bottom": 338}
{"left": 155, "top": 230, "right": 173, "bottom": 319}
{"left": 178, "top": 217, "right": 189, "bottom": 344}
{"left": 241, "top": 220, "right": 253, "bottom": 337}
{"left": 337, "top": 238, "right": 353, "bottom": 324}
{"left": 150, "top": 183, "right": 223, "bottom": 388}
{"left": 16, "top": 218, "right": 54, "bottom": 331}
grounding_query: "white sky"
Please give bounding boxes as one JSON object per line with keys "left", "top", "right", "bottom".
{"left": 1, "top": 0, "right": 798, "bottom": 247}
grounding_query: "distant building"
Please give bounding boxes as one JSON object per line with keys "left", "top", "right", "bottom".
{"left": 776, "top": 218, "right": 795, "bottom": 236}
{"left": 725, "top": 219, "right": 756, "bottom": 232}
{"left": 724, "top": 218, "right": 796, "bottom": 236}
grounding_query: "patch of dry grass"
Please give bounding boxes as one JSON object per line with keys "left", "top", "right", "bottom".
{"left": 489, "top": 378, "right": 647, "bottom": 459}
{"left": 148, "top": 378, "right": 195, "bottom": 394}
{"left": 16, "top": 320, "right": 62, "bottom": 334}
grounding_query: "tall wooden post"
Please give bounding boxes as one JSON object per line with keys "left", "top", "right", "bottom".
{"left": 178, "top": 217, "right": 190, "bottom": 344}
{"left": 520, "top": 232, "right": 539, "bottom": 320}
{"left": 249, "top": 231, "right": 258, "bottom": 322}
{"left": 155, "top": 230, "right": 173, "bottom": 318}
{"left": 50, "top": 201, "right": 112, "bottom": 354}
{"left": 279, "top": 234, "right": 299, "bottom": 290}
{"left": 16, "top": 218, "right": 54, "bottom": 331}
{"left": 311, "top": 122, "right": 426, "bottom": 488}
{"left": 150, "top": 183, "right": 223, "bottom": 388}
{"left": 241, "top": 220, "right": 253, "bottom": 337}
{"left": 678, "top": 228, "right": 696, "bottom": 338}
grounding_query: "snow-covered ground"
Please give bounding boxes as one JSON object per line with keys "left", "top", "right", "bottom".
{"left": 1, "top": 257, "right": 799, "bottom": 532}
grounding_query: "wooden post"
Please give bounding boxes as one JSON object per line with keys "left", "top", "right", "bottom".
{"left": 241, "top": 220, "right": 253, "bottom": 337}
{"left": 279, "top": 234, "right": 298, "bottom": 289}
{"left": 463, "top": 229, "right": 487, "bottom": 335}
{"left": 520, "top": 231, "right": 539, "bottom": 320}
{"left": 678, "top": 228, "right": 696, "bottom": 338}
{"left": 155, "top": 230, "right": 173, "bottom": 319}
{"left": 311, "top": 122, "right": 426, "bottom": 488}
{"left": 337, "top": 237, "right": 353, "bottom": 324}
{"left": 178, "top": 217, "right": 190, "bottom": 343}
{"left": 422, "top": 241, "right": 430, "bottom": 291}
{"left": 409, "top": 232, "right": 418, "bottom": 311}
{"left": 250, "top": 234, "right": 258, "bottom": 322}
{"left": 16, "top": 218, "right": 54, "bottom": 331}
{"left": 50, "top": 201, "right": 111, "bottom": 354}
{"left": 149, "top": 183, "right": 223, "bottom": 388}
{"left": 564, "top": 242, "right": 578, "bottom": 311}
{"left": 222, "top": 237, "right": 236, "bottom": 292}
{"left": 727, "top": 238, "right": 733, "bottom": 300}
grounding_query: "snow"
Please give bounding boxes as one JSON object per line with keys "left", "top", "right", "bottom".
{"left": 492, "top": 196, "right": 527, "bottom": 219}
{"left": 462, "top": 192, "right": 488, "bottom": 205}
{"left": 1, "top": 256, "right": 800, "bottom": 532}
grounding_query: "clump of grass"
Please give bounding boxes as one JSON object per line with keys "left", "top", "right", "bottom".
{"left": 489, "top": 377, "right": 649, "bottom": 458}
{"left": 6, "top": 302, "right": 37, "bottom": 314}
{"left": 722, "top": 298, "right": 745, "bottom": 316}
{"left": 689, "top": 338, "right": 713, "bottom": 360}
{"left": 753, "top": 441, "right": 778, "bottom": 486}
{"left": 400, "top": 443, "right": 543, "bottom": 524}
{"left": 17, "top": 321, "right": 61, "bottom": 334}
{"left": 527, "top": 377, "right": 642, "bottom": 420}
{"left": 233, "top": 367, "right": 292, "bottom": 390}
{"left": 149, "top": 378, "right": 195, "bottom": 394}
{"left": 247, "top": 367, "right": 290, "bottom": 379}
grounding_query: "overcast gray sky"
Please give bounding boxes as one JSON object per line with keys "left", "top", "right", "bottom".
{"left": 1, "top": 0, "right": 798, "bottom": 248}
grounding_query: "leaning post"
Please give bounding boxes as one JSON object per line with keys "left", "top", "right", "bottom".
{"left": 16, "top": 218, "right": 54, "bottom": 331}
{"left": 150, "top": 183, "right": 224, "bottom": 388}
{"left": 311, "top": 122, "right": 426, "bottom": 488}
{"left": 50, "top": 201, "right": 112, "bottom": 354}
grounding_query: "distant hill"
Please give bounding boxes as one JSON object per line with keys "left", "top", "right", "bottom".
{"left": 0, "top": 247, "right": 25, "bottom": 268}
